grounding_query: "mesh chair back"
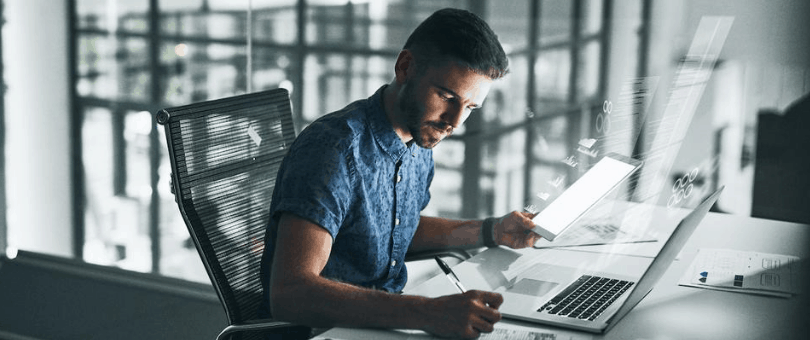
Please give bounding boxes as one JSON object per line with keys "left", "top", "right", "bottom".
{"left": 157, "top": 89, "right": 295, "bottom": 329}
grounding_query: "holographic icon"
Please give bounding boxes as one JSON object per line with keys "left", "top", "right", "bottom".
{"left": 596, "top": 100, "right": 612, "bottom": 134}
{"left": 576, "top": 146, "right": 599, "bottom": 158}
{"left": 548, "top": 175, "right": 565, "bottom": 188}
{"left": 524, "top": 204, "right": 540, "bottom": 214}
{"left": 562, "top": 155, "right": 579, "bottom": 168}
{"left": 576, "top": 138, "right": 599, "bottom": 157}
{"left": 536, "top": 192, "right": 550, "bottom": 201}
{"left": 578, "top": 138, "right": 597, "bottom": 148}
{"left": 667, "top": 167, "right": 699, "bottom": 209}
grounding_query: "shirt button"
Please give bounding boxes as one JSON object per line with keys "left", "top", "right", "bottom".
{"left": 396, "top": 174, "right": 402, "bottom": 183}
{"left": 395, "top": 218, "right": 400, "bottom": 225}
{"left": 391, "top": 260, "right": 397, "bottom": 267}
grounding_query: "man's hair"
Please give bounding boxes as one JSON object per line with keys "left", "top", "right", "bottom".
{"left": 403, "top": 8, "right": 509, "bottom": 80}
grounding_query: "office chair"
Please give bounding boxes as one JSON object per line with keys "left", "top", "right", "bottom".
{"left": 752, "top": 95, "right": 810, "bottom": 224}
{"left": 158, "top": 88, "right": 472, "bottom": 339}
{"left": 157, "top": 88, "right": 310, "bottom": 340}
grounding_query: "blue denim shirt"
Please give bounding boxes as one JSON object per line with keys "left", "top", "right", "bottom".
{"left": 260, "top": 86, "right": 434, "bottom": 315}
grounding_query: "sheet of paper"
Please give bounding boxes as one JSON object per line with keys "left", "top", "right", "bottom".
{"left": 313, "top": 324, "right": 593, "bottom": 340}
{"left": 678, "top": 248, "right": 801, "bottom": 298}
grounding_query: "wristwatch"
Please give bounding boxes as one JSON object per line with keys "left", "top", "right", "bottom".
{"left": 482, "top": 217, "right": 498, "bottom": 248}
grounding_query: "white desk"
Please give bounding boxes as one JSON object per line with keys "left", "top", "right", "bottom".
{"left": 318, "top": 212, "right": 810, "bottom": 340}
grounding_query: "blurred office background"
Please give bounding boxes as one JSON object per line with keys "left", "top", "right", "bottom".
{"left": 2, "top": 0, "right": 809, "bottom": 285}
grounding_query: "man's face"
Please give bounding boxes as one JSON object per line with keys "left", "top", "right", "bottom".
{"left": 397, "top": 61, "right": 493, "bottom": 149}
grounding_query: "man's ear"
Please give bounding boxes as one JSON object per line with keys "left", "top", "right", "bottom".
{"left": 394, "top": 49, "right": 415, "bottom": 84}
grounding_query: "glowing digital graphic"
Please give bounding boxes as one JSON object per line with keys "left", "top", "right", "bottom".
{"left": 536, "top": 192, "right": 551, "bottom": 201}
{"left": 576, "top": 145, "right": 599, "bottom": 158}
{"left": 548, "top": 175, "right": 565, "bottom": 188}
{"left": 576, "top": 138, "right": 599, "bottom": 158}
{"left": 524, "top": 204, "right": 540, "bottom": 214}
{"left": 578, "top": 138, "right": 597, "bottom": 148}
{"left": 596, "top": 76, "right": 659, "bottom": 155}
{"left": 562, "top": 155, "right": 579, "bottom": 168}
{"left": 596, "top": 100, "right": 612, "bottom": 134}
{"left": 667, "top": 167, "right": 699, "bottom": 209}
{"left": 626, "top": 16, "right": 732, "bottom": 228}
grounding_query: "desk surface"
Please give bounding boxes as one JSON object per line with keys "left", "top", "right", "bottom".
{"left": 319, "top": 212, "right": 810, "bottom": 340}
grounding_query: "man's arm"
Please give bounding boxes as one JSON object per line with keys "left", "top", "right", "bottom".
{"left": 408, "top": 212, "right": 540, "bottom": 253}
{"left": 269, "top": 212, "right": 503, "bottom": 339}
{"left": 407, "top": 216, "right": 485, "bottom": 252}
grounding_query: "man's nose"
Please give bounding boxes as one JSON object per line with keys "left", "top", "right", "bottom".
{"left": 444, "top": 106, "right": 468, "bottom": 129}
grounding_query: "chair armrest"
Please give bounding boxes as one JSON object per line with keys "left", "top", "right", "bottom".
{"left": 216, "top": 319, "right": 311, "bottom": 340}
{"left": 404, "top": 248, "right": 472, "bottom": 263}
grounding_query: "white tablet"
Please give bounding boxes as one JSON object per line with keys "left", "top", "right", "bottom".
{"left": 531, "top": 153, "right": 642, "bottom": 241}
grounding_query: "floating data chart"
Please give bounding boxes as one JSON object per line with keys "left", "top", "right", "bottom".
{"left": 667, "top": 167, "right": 699, "bottom": 209}
{"left": 562, "top": 155, "right": 579, "bottom": 168}
{"left": 576, "top": 138, "right": 599, "bottom": 158}
{"left": 596, "top": 100, "right": 612, "bottom": 134}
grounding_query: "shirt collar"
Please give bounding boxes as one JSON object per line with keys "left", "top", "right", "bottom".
{"left": 367, "top": 85, "right": 414, "bottom": 162}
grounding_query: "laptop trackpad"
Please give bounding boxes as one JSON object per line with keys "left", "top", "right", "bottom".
{"left": 505, "top": 278, "right": 559, "bottom": 297}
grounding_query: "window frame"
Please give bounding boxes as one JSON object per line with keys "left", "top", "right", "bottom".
{"left": 66, "top": 0, "right": 648, "bottom": 281}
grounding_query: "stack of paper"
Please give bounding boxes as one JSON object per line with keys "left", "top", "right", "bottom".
{"left": 678, "top": 248, "right": 801, "bottom": 298}
{"left": 312, "top": 325, "right": 592, "bottom": 340}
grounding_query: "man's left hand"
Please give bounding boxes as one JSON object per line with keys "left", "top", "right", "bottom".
{"left": 492, "top": 211, "right": 541, "bottom": 249}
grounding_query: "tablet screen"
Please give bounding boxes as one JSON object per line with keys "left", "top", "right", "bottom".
{"left": 531, "top": 154, "right": 640, "bottom": 241}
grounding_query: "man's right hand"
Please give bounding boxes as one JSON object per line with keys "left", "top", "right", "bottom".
{"left": 421, "top": 290, "right": 504, "bottom": 339}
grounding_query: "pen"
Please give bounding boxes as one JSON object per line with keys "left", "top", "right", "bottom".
{"left": 434, "top": 256, "right": 466, "bottom": 293}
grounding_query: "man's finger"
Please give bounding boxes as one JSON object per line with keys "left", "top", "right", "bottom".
{"left": 526, "top": 235, "right": 537, "bottom": 247}
{"left": 482, "top": 292, "right": 504, "bottom": 309}
{"left": 472, "top": 315, "right": 497, "bottom": 334}
{"left": 518, "top": 213, "right": 537, "bottom": 228}
{"left": 518, "top": 210, "right": 538, "bottom": 219}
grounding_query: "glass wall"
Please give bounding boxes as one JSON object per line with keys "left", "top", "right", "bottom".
{"left": 71, "top": 0, "right": 631, "bottom": 282}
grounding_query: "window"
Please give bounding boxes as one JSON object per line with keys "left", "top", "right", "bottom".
{"left": 71, "top": 0, "right": 640, "bottom": 282}
{"left": 0, "top": 1, "right": 6, "bottom": 255}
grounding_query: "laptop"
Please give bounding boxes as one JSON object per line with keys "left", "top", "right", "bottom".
{"left": 477, "top": 186, "right": 724, "bottom": 333}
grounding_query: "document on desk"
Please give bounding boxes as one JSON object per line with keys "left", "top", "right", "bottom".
{"left": 312, "top": 325, "right": 592, "bottom": 340}
{"left": 678, "top": 248, "right": 802, "bottom": 298}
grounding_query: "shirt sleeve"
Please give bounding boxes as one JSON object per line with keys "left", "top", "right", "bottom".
{"left": 270, "top": 123, "right": 355, "bottom": 239}
{"left": 420, "top": 153, "right": 434, "bottom": 211}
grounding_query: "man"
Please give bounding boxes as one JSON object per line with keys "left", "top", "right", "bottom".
{"left": 259, "top": 8, "right": 541, "bottom": 339}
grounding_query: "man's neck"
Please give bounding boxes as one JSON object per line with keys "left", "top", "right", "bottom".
{"left": 382, "top": 83, "right": 413, "bottom": 145}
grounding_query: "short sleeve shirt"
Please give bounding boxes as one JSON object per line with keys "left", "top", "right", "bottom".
{"left": 259, "top": 86, "right": 434, "bottom": 315}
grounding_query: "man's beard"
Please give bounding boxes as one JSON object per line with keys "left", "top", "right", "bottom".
{"left": 398, "top": 82, "right": 452, "bottom": 149}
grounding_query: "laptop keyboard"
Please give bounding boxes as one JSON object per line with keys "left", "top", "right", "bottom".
{"left": 537, "top": 275, "right": 634, "bottom": 321}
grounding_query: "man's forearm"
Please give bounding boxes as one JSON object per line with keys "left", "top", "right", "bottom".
{"left": 407, "top": 216, "right": 485, "bottom": 253}
{"left": 271, "top": 275, "right": 432, "bottom": 330}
